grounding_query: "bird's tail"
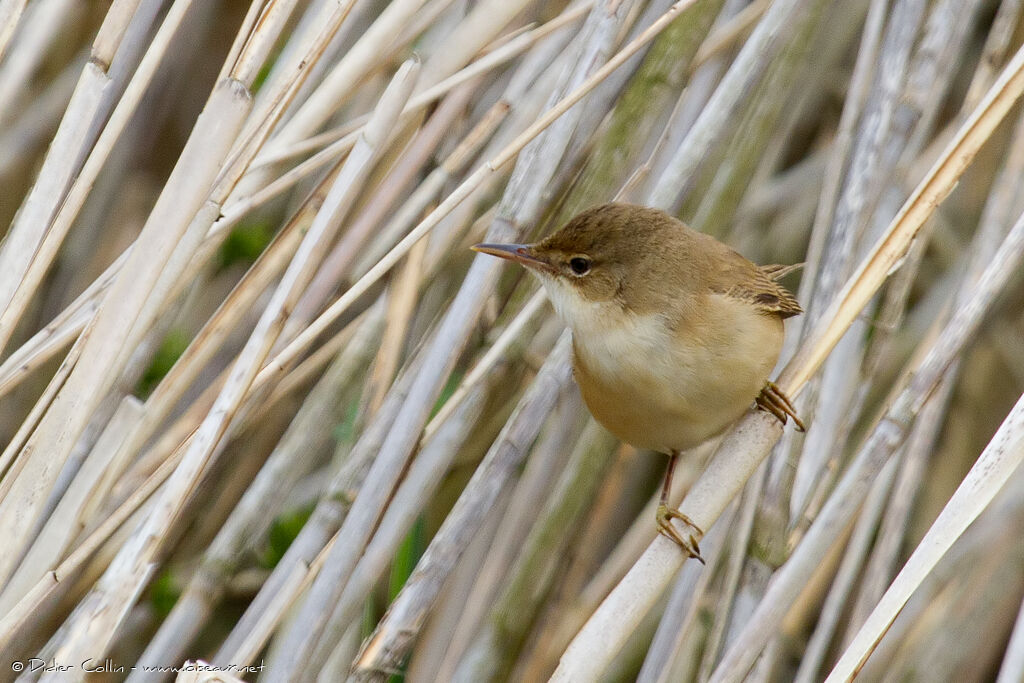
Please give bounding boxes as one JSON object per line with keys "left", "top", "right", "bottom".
{"left": 760, "top": 262, "right": 804, "bottom": 281}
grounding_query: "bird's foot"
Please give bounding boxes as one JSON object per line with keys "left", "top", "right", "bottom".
{"left": 656, "top": 504, "right": 705, "bottom": 563}
{"left": 756, "top": 381, "right": 805, "bottom": 432}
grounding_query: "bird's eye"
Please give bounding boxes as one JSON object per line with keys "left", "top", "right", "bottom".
{"left": 569, "top": 256, "right": 591, "bottom": 276}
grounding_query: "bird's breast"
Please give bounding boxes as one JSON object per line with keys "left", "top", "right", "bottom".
{"left": 566, "top": 294, "right": 784, "bottom": 453}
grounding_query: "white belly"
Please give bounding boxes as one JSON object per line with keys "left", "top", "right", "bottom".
{"left": 561, "top": 294, "right": 784, "bottom": 453}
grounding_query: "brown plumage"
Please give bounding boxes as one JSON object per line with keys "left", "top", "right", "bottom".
{"left": 723, "top": 262, "right": 803, "bottom": 319}
{"left": 472, "top": 202, "right": 804, "bottom": 558}
{"left": 531, "top": 203, "right": 801, "bottom": 317}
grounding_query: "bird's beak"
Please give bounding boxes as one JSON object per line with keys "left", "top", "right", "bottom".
{"left": 471, "top": 243, "right": 553, "bottom": 273}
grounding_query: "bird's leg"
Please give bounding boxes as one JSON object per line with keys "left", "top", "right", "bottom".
{"left": 756, "top": 380, "right": 805, "bottom": 432}
{"left": 656, "top": 450, "right": 705, "bottom": 563}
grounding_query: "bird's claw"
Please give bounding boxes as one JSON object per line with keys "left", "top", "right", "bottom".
{"left": 756, "top": 381, "right": 805, "bottom": 432}
{"left": 656, "top": 504, "right": 705, "bottom": 563}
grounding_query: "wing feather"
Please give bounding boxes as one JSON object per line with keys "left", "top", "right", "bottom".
{"left": 715, "top": 255, "right": 802, "bottom": 319}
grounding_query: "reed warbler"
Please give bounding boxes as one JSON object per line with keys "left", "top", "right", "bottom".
{"left": 473, "top": 202, "right": 804, "bottom": 560}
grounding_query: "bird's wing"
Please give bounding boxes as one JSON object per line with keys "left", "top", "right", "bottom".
{"left": 716, "top": 254, "right": 803, "bottom": 319}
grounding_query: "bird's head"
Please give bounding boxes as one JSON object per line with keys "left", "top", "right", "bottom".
{"left": 472, "top": 203, "right": 695, "bottom": 321}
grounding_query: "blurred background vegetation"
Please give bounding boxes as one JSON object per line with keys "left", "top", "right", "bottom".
{"left": 0, "top": 0, "right": 1023, "bottom": 681}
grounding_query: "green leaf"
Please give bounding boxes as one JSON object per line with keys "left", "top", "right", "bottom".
{"left": 388, "top": 517, "right": 425, "bottom": 601}
{"left": 429, "top": 371, "right": 464, "bottom": 420}
{"left": 150, "top": 567, "right": 181, "bottom": 618}
{"left": 332, "top": 400, "right": 361, "bottom": 445}
{"left": 218, "top": 219, "right": 274, "bottom": 269}
{"left": 136, "top": 329, "right": 190, "bottom": 399}
{"left": 260, "top": 502, "right": 316, "bottom": 569}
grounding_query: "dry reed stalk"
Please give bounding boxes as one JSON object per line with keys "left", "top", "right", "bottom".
{"left": 37, "top": 57, "right": 419, "bottom": 671}
{"left": 351, "top": 334, "right": 575, "bottom": 680}
{"left": 0, "top": 2, "right": 575, "bottom": 406}
{"left": 294, "top": 82, "right": 478, "bottom": 325}
{"left": 261, "top": 0, "right": 706, "bottom": 378}
{"left": 0, "top": 273, "right": 106, "bottom": 398}
{"left": 0, "top": 156, "right": 349, "bottom": 649}
{"left": 0, "top": 0, "right": 83, "bottom": 126}
{"left": 429, "top": 387, "right": 586, "bottom": 680}
{"left": 735, "top": 7, "right": 984, "bottom": 675}
{"left": 0, "top": 49, "right": 81, "bottom": 179}
{"left": 366, "top": 241, "right": 427, "bottom": 414}
{"left": 789, "top": 0, "right": 927, "bottom": 523}
{"left": 0, "top": 397, "right": 143, "bottom": 615}
{"left": 212, "top": 348, "right": 428, "bottom": 666}
{"left": 0, "top": 428, "right": 189, "bottom": 653}
{"left": 637, "top": 500, "right": 737, "bottom": 682}
{"left": 712, "top": 201, "right": 1024, "bottom": 681}
{"left": 0, "top": 0, "right": 28, "bottom": 61}
{"left": 423, "top": 287, "right": 547, "bottom": 439}
{"left": 829, "top": 385, "right": 1024, "bottom": 679}
{"left": 0, "top": 0, "right": 212, "bottom": 356}
{"left": 131, "top": 302, "right": 385, "bottom": 673}
{"left": 271, "top": 0, "right": 643, "bottom": 671}
{"left": 842, "top": 377, "right": 951, "bottom": 637}
{"left": 647, "top": 0, "right": 815, "bottom": 210}
{"left": 405, "top": 475, "right": 516, "bottom": 682}
{"left": 249, "top": 3, "right": 591, "bottom": 171}
{"left": 2, "top": 0, "right": 1023, "bottom": 678}
{"left": 452, "top": 420, "right": 619, "bottom": 680}
{"left": 302, "top": 338, "right": 540, "bottom": 674}
{"left": 791, "top": 455, "right": 899, "bottom": 682}
{"left": 699, "top": 467, "right": 771, "bottom": 678}
{"left": 262, "top": 0, "right": 430, "bottom": 155}
{"left": 830, "top": 80, "right": 1024, "bottom": 664}
{"left": 534, "top": 438, "right": 710, "bottom": 669}
{"left": 1000, "top": 594, "right": 1024, "bottom": 683}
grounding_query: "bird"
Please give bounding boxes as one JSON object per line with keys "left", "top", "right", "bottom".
{"left": 472, "top": 202, "right": 804, "bottom": 561}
